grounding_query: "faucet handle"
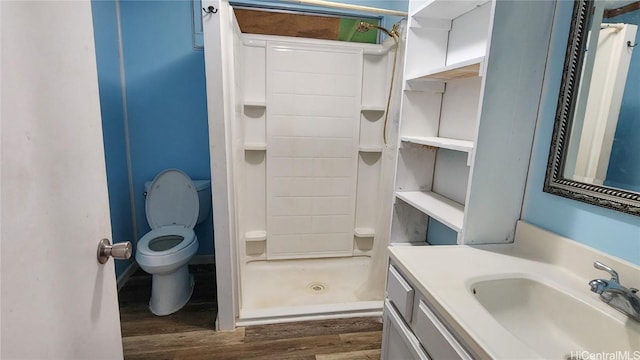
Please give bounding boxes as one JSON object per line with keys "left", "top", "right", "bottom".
{"left": 594, "top": 261, "right": 620, "bottom": 283}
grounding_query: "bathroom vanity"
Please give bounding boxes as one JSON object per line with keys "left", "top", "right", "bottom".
{"left": 381, "top": 221, "right": 640, "bottom": 359}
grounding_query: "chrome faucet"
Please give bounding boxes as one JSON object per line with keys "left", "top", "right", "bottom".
{"left": 589, "top": 261, "right": 640, "bottom": 322}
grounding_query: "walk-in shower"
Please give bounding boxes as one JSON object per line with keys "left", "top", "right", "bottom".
{"left": 239, "top": 22, "right": 404, "bottom": 324}
{"left": 202, "top": 0, "right": 406, "bottom": 327}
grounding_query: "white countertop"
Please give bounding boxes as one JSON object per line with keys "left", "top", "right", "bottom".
{"left": 388, "top": 221, "right": 640, "bottom": 359}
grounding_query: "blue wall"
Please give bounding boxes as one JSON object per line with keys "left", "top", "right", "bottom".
{"left": 119, "top": 0, "right": 214, "bottom": 254}
{"left": 604, "top": 11, "right": 640, "bottom": 193}
{"left": 522, "top": 1, "right": 640, "bottom": 265}
{"left": 91, "top": 0, "right": 136, "bottom": 276}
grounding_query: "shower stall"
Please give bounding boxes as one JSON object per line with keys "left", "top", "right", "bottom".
{"left": 203, "top": 0, "right": 405, "bottom": 328}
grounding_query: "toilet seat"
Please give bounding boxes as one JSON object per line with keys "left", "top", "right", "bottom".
{"left": 145, "top": 169, "right": 199, "bottom": 230}
{"left": 137, "top": 169, "right": 200, "bottom": 268}
{"left": 137, "top": 225, "right": 196, "bottom": 257}
{"left": 136, "top": 225, "right": 198, "bottom": 271}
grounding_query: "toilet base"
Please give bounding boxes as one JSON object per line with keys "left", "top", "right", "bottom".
{"left": 148, "top": 265, "right": 195, "bottom": 316}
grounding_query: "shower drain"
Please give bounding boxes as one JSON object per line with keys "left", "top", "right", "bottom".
{"left": 307, "top": 282, "right": 328, "bottom": 293}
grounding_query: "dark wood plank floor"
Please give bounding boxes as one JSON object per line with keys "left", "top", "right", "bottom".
{"left": 118, "top": 264, "right": 383, "bottom": 359}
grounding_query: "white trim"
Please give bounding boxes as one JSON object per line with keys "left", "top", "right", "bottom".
{"left": 203, "top": 0, "right": 240, "bottom": 331}
{"left": 116, "top": 262, "right": 139, "bottom": 291}
{"left": 115, "top": 0, "right": 138, "bottom": 244}
{"left": 238, "top": 304, "right": 383, "bottom": 326}
{"left": 238, "top": 312, "right": 383, "bottom": 326}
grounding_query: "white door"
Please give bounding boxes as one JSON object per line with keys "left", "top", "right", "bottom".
{"left": 1, "top": 1, "right": 123, "bottom": 358}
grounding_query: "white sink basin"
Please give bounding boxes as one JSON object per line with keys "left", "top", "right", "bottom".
{"left": 470, "top": 277, "right": 640, "bottom": 358}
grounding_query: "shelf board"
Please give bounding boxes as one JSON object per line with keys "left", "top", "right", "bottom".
{"left": 361, "top": 105, "right": 386, "bottom": 112}
{"left": 245, "top": 143, "right": 267, "bottom": 151}
{"left": 359, "top": 145, "right": 384, "bottom": 153}
{"left": 401, "top": 136, "right": 473, "bottom": 153}
{"left": 389, "top": 242, "right": 430, "bottom": 247}
{"left": 404, "top": 80, "right": 445, "bottom": 93}
{"left": 354, "top": 228, "right": 375, "bottom": 237}
{"left": 407, "top": 56, "right": 484, "bottom": 82}
{"left": 412, "top": 0, "right": 488, "bottom": 20}
{"left": 245, "top": 230, "right": 267, "bottom": 242}
{"left": 244, "top": 100, "right": 266, "bottom": 107}
{"left": 395, "top": 191, "right": 464, "bottom": 232}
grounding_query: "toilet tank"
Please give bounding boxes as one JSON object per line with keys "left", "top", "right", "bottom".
{"left": 144, "top": 179, "right": 211, "bottom": 225}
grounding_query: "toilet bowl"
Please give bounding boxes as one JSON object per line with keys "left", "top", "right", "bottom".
{"left": 135, "top": 169, "right": 210, "bottom": 316}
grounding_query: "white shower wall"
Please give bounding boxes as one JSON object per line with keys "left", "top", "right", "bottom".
{"left": 235, "top": 33, "right": 398, "bottom": 321}
{"left": 266, "top": 42, "right": 363, "bottom": 259}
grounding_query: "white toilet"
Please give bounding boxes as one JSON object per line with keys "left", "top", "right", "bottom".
{"left": 136, "top": 169, "right": 211, "bottom": 316}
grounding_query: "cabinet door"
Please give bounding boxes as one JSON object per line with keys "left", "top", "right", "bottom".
{"left": 381, "top": 300, "right": 429, "bottom": 360}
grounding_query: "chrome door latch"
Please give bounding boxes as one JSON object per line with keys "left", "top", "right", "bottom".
{"left": 97, "top": 238, "right": 132, "bottom": 264}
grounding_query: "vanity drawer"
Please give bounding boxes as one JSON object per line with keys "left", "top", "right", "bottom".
{"left": 387, "top": 265, "right": 415, "bottom": 322}
{"left": 414, "top": 300, "right": 471, "bottom": 360}
{"left": 382, "top": 300, "right": 429, "bottom": 360}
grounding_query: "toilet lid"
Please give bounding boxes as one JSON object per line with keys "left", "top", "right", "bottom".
{"left": 145, "top": 169, "right": 199, "bottom": 230}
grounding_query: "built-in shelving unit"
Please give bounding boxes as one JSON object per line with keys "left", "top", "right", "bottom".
{"left": 381, "top": 0, "right": 556, "bottom": 355}
{"left": 388, "top": 0, "right": 555, "bottom": 246}
{"left": 391, "top": 0, "right": 492, "bottom": 245}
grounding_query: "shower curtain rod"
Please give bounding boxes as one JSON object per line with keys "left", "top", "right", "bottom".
{"left": 282, "top": 0, "right": 408, "bottom": 17}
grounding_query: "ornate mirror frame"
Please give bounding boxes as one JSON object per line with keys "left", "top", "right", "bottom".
{"left": 544, "top": 0, "right": 640, "bottom": 216}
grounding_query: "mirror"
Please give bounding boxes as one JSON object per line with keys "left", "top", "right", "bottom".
{"left": 545, "top": 0, "right": 640, "bottom": 216}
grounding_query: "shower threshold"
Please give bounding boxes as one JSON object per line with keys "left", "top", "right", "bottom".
{"left": 238, "top": 301, "right": 383, "bottom": 326}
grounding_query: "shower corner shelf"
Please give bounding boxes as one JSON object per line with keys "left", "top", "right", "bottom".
{"left": 354, "top": 228, "right": 375, "bottom": 237}
{"left": 406, "top": 56, "right": 484, "bottom": 83}
{"left": 359, "top": 145, "right": 384, "bottom": 153}
{"left": 244, "top": 143, "right": 267, "bottom": 151}
{"left": 244, "top": 100, "right": 266, "bottom": 107}
{"left": 395, "top": 191, "right": 464, "bottom": 232}
{"left": 361, "top": 105, "right": 386, "bottom": 112}
{"left": 245, "top": 230, "right": 267, "bottom": 242}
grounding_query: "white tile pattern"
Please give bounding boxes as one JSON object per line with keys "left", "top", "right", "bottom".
{"left": 266, "top": 42, "right": 363, "bottom": 259}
